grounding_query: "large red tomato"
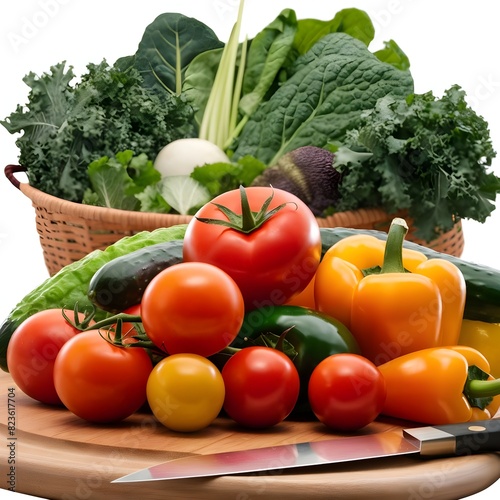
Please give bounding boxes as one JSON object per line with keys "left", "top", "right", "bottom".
{"left": 183, "top": 186, "right": 321, "bottom": 311}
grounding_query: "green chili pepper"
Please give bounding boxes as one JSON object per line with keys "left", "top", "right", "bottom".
{"left": 232, "top": 304, "right": 360, "bottom": 415}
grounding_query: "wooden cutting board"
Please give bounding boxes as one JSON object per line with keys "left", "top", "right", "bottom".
{"left": 1, "top": 370, "right": 499, "bottom": 499}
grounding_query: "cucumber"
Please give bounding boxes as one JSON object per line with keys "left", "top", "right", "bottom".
{"left": 0, "top": 224, "right": 187, "bottom": 372}
{"left": 88, "top": 240, "right": 184, "bottom": 313}
{"left": 320, "top": 227, "right": 500, "bottom": 323}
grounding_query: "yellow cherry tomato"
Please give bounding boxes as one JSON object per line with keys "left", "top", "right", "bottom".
{"left": 147, "top": 354, "right": 225, "bottom": 432}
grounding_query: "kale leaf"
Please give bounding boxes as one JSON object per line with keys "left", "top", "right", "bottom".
{"left": 1, "top": 61, "right": 196, "bottom": 202}
{"left": 338, "top": 85, "right": 499, "bottom": 241}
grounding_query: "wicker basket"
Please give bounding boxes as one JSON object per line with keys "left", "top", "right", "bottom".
{"left": 5, "top": 164, "right": 465, "bottom": 276}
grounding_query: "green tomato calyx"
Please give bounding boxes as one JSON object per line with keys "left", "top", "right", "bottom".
{"left": 195, "top": 186, "right": 296, "bottom": 234}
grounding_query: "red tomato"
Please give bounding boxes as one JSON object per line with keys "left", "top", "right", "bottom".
{"left": 222, "top": 346, "right": 300, "bottom": 428}
{"left": 53, "top": 329, "right": 153, "bottom": 423}
{"left": 183, "top": 186, "right": 321, "bottom": 311}
{"left": 6, "top": 309, "right": 86, "bottom": 405}
{"left": 141, "top": 262, "right": 245, "bottom": 357}
{"left": 308, "top": 354, "right": 386, "bottom": 431}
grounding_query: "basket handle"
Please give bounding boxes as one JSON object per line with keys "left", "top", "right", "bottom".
{"left": 4, "top": 165, "right": 26, "bottom": 190}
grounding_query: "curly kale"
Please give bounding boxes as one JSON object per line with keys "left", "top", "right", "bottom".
{"left": 338, "top": 85, "right": 499, "bottom": 241}
{"left": 1, "top": 61, "right": 196, "bottom": 202}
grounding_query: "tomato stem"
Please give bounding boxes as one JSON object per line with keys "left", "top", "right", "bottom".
{"left": 195, "top": 186, "right": 295, "bottom": 234}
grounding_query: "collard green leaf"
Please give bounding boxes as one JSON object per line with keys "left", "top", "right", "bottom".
{"left": 134, "top": 13, "right": 224, "bottom": 95}
{"left": 233, "top": 33, "right": 414, "bottom": 165}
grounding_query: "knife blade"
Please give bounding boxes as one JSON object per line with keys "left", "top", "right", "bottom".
{"left": 112, "top": 418, "right": 500, "bottom": 483}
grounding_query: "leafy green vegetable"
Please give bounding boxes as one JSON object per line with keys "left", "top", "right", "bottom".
{"left": 198, "top": 0, "right": 247, "bottom": 149}
{"left": 83, "top": 150, "right": 160, "bottom": 210}
{"left": 156, "top": 176, "right": 211, "bottom": 215}
{"left": 373, "top": 40, "right": 410, "bottom": 71}
{"left": 237, "top": 9, "right": 298, "bottom": 131}
{"left": 338, "top": 86, "right": 498, "bottom": 240}
{"left": 133, "top": 13, "right": 224, "bottom": 96}
{"left": 191, "top": 156, "right": 266, "bottom": 197}
{"left": 1, "top": 61, "right": 195, "bottom": 202}
{"left": 186, "top": 7, "right": 299, "bottom": 149}
{"left": 183, "top": 48, "right": 224, "bottom": 127}
{"left": 232, "top": 33, "right": 414, "bottom": 166}
{"left": 293, "top": 8, "right": 375, "bottom": 55}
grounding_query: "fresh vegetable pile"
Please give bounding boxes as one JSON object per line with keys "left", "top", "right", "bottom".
{"left": 2, "top": 2, "right": 498, "bottom": 240}
{"left": 2, "top": 187, "right": 500, "bottom": 434}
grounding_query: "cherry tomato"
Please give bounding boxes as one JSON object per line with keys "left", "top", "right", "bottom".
{"left": 6, "top": 309, "right": 86, "bottom": 405}
{"left": 141, "top": 262, "right": 244, "bottom": 357}
{"left": 147, "top": 353, "right": 225, "bottom": 432}
{"left": 183, "top": 186, "right": 321, "bottom": 311}
{"left": 222, "top": 346, "right": 300, "bottom": 428}
{"left": 53, "top": 329, "right": 153, "bottom": 423}
{"left": 308, "top": 353, "right": 386, "bottom": 431}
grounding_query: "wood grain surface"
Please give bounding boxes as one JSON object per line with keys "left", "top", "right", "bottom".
{"left": 1, "top": 370, "right": 499, "bottom": 499}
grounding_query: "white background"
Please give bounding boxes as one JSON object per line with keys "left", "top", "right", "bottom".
{"left": 0, "top": 1, "right": 499, "bottom": 499}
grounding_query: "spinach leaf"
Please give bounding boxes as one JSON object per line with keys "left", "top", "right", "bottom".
{"left": 134, "top": 13, "right": 224, "bottom": 95}
{"left": 293, "top": 8, "right": 375, "bottom": 55}
{"left": 183, "top": 47, "right": 224, "bottom": 127}
{"left": 374, "top": 40, "right": 410, "bottom": 71}
{"left": 232, "top": 33, "right": 414, "bottom": 166}
{"left": 239, "top": 9, "right": 298, "bottom": 118}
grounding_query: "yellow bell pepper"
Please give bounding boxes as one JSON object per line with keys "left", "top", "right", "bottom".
{"left": 378, "top": 345, "right": 500, "bottom": 424}
{"left": 315, "top": 218, "right": 466, "bottom": 365}
{"left": 459, "top": 319, "right": 500, "bottom": 378}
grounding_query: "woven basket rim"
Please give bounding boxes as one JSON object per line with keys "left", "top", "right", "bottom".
{"left": 18, "top": 177, "right": 396, "bottom": 227}
{"left": 18, "top": 181, "right": 193, "bottom": 225}
{"left": 7, "top": 163, "right": 463, "bottom": 246}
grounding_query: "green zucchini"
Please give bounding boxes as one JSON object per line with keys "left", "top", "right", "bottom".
{"left": 320, "top": 227, "right": 500, "bottom": 323}
{"left": 0, "top": 224, "right": 187, "bottom": 372}
{"left": 88, "top": 240, "right": 184, "bottom": 313}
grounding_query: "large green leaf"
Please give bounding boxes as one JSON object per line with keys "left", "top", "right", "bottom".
{"left": 294, "top": 8, "right": 375, "bottom": 55}
{"left": 239, "top": 9, "right": 298, "bottom": 117}
{"left": 183, "top": 47, "right": 224, "bottom": 127}
{"left": 134, "top": 13, "right": 224, "bottom": 95}
{"left": 232, "top": 33, "right": 414, "bottom": 166}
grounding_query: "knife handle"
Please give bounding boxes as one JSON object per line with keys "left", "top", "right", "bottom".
{"left": 435, "top": 419, "right": 500, "bottom": 456}
{"left": 404, "top": 419, "right": 500, "bottom": 456}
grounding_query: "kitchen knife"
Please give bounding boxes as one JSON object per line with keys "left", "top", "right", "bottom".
{"left": 112, "top": 419, "right": 500, "bottom": 483}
